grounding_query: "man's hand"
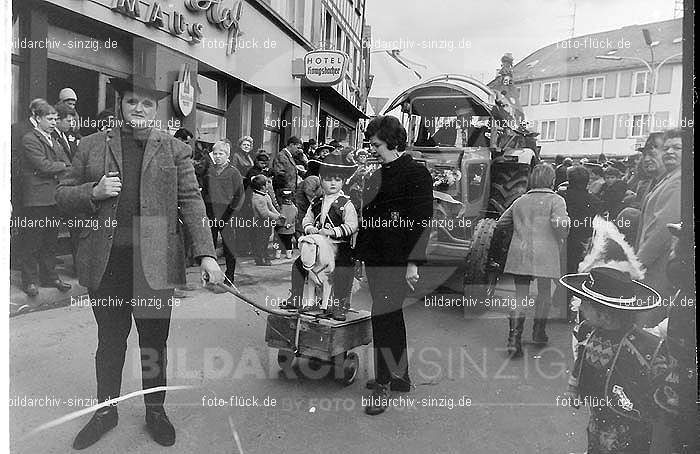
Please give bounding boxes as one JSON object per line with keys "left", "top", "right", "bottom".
{"left": 306, "top": 227, "right": 319, "bottom": 234}
{"left": 201, "top": 256, "right": 225, "bottom": 285}
{"left": 319, "top": 228, "right": 334, "bottom": 237}
{"left": 92, "top": 173, "right": 122, "bottom": 200}
{"left": 405, "top": 262, "right": 419, "bottom": 291}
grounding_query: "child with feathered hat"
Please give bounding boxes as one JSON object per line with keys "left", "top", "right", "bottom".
{"left": 559, "top": 216, "right": 678, "bottom": 454}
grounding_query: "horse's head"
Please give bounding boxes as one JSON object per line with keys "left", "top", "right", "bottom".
{"left": 299, "top": 235, "right": 320, "bottom": 270}
{"left": 298, "top": 234, "right": 337, "bottom": 271}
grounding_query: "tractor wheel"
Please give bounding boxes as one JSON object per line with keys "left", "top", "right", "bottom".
{"left": 489, "top": 163, "right": 530, "bottom": 216}
{"left": 464, "top": 218, "right": 498, "bottom": 316}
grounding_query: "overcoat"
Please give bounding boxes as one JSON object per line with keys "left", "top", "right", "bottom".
{"left": 55, "top": 127, "right": 215, "bottom": 290}
{"left": 635, "top": 168, "right": 680, "bottom": 299}
{"left": 497, "top": 188, "right": 570, "bottom": 279}
{"left": 21, "top": 129, "right": 71, "bottom": 207}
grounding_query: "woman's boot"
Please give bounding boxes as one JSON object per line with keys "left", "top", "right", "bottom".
{"left": 506, "top": 314, "right": 524, "bottom": 358}
{"left": 532, "top": 318, "right": 549, "bottom": 345}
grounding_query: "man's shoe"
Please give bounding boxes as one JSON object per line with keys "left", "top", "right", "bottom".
{"left": 365, "top": 378, "right": 411, "bottom": 393}
{"left": 145, "top": 407, "right": 175, "bottom": 447}
{"left": 72, "top": 407, "right": 118, "bottom": 450}
{"left": 23, "top": 283, "right": 39, "bottom": 297}
{"left": 40, "top": 279, "right": 72, "bottom": 291}
{"left": 364, "top": 383, "right": 390, "bottom": 415}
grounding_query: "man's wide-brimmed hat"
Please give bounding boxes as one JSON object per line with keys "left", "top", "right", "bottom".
{"left": 109, "top": 75, "right": 170, "bottom": 100}
{"left": 309, "top": 152, "right": 357, "bottom": 178}
{"left": 560, "top": 267, "right": 661, "bottom": 310}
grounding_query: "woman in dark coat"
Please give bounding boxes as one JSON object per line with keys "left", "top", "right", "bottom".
{"left": 355, "top": 116, "right": 433, "bottom": 415}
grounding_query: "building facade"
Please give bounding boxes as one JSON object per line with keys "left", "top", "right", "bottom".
{"left": 511, "top": 18, "right": 683, "bottom": 158}
{"left": 11, "top": 0, "right": 370, "bottom": 153}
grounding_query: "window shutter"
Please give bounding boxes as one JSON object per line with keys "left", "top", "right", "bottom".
{"left": 568, "top": 117, "right": 580, "bottom": 140}
{"left": 559, "top": 78, "right": 570, "bottom": 102}
{"left": 656, "top": 66, "right": 673, "bottom": 94}
{"left": 601, "top": 115, "right": 614, "bottom": 139}
{"left": 556, "top": 118, "right": 567, "bottom": 141}
{"left": 520, "top": 84, "right": 530, "bottom": 106}
{"left": 530, "top": 82, "right": 540, "bottom": 105}
{"left": 615, "top": 114, "right": 629, "bottom": 138}
{"left": 604, "top": 73, "right": 617, "bottom": 98}
{"left": 570, "top": 77, "right": 582, "bottom": 101}
{"left": 653, "top": 111, "right": 670, "bottom": 131}
{"left": 618, "top": 71, "right": 632, "bottom": 97}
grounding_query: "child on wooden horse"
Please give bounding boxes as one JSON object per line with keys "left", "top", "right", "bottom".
{"left": 282, "top": 152, "right": 358, "bottom": 321}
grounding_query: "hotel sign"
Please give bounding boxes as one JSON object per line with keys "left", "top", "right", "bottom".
{"left": 304, "top": 50, "right": 347, "bottom": 85}
{"left": 109, "top": 0, "right": 243, "bottom": 54}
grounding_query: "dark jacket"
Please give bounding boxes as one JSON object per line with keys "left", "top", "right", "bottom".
{"left": 564, "top": 187, "right": 601, "bottom": 245}
{"left": 11, "top": 119, "right": 36, "bottom": 208}
{"left": 20, "top": 129, "right": 72, "bottom": 207}
{"left": 202, "top": 162, "right": 245, "bottom": 221}
{"left": 55, "top": 127, "right": 215, "bottom": 291}
{"left": 355, "top": 154, "right": 433, "bottom": 266}
{"left": 271, "top": 147, "right": 298, "bottom": 194}
{"left": 599, "top": 180, "right": 628, "bottom": 219}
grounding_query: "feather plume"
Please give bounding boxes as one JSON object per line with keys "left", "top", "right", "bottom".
{"left": 577, "top": 216, "right": 645, "bottom": 279}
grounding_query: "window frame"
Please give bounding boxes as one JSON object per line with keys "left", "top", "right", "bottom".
{"left": 584, "top": 76, "right": 605, "bottom": 100}
{"left": 630, "top": 113, "right": 651, "bottom": 137}
{"left": 633, "top": 71, "right": 649, "bottom": 96}
{"left": 539, "top": 120, "right": 556, "bottom": 141}
{"left": 581, "top": 117, "right": 602, "bottom": 139}
{"left": 542, "top": 81, "right": 560, "bottom": 103}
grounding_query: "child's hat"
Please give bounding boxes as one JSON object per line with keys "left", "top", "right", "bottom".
{"left": 310, "top": 152, "right": 357, "bottom": 178}
{"left": 559, "top": 216, "right": 660, "bottom": 310}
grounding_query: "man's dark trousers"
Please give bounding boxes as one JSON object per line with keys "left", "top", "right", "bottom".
{"left": 19, "top": 205, "right": 60, "bottom": 286}
{"left": 366, "top": 264, "right": 410, "bottom": 385}
{"left": 211, "top": 224, "right": 236, "bottom": 283}
{"left": 90, "top": 248, "right": 172, "bottom": 409}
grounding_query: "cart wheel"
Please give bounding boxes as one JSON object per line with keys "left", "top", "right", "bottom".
{"left": 339, "top": 352, "right": 359, "bottom": 386}
{"left": 277, "top": 350, "right": 295, "bottom": 372}
{"left": 308, "top": 357, "right": 324, "bottom": 371}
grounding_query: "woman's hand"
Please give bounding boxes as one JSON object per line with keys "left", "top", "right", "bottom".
{"left": 405, "top": 263, "right": 419, "bottom": 291}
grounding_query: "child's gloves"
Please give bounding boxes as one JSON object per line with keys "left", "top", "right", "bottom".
{"left": 319, "top": 228, "right": 334, "bottom": 237}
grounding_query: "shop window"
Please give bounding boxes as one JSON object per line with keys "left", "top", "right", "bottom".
{"left": 196, "top": 110, "right": 227, "bottom": 144}
{"left": 12, "top": 14, "right": 20, "bottom": 56}
{"left": 196, "top": 74, "right": 227, "bottom": 143}
{"left": 264, "top": 99, "right": 283, "bottom": 154}
{"left": 241, "top": 93, "right": 252, "bottom": 137}
{"left": 12, "top": 64, "right": 20, "bottom": 124}
{"left": 301, "top": 101, "right": 314, "bottom": 141}
{"left": 197, "top": 74, "right": 226, "bottom": 110}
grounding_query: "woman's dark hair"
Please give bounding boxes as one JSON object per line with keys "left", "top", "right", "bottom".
{"left": 55, "top": 103, "right": 76, "bottom": 119}
{"left": 567, "top": 165, "right": 590, "bottom": 190}
{"left": 603, "top": 166, "right": 622, "bottom": 178}
{"left": 174, "top": 128, "right": 194, "bottom": 141}
{"left": 250, "top": 174, "right": 267, "bottom": 191}
{"left": 364, "top": 115, "right": 407, "bottom": 152}
{"left": 662, "top": 128, "right": 683, "bottom": 142}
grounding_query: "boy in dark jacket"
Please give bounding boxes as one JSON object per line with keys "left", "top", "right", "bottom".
{"left": 599, "top": 167, "right": 628, "bottom": 219}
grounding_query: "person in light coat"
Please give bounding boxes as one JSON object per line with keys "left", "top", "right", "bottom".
{"left": 636, "top": 128, "right": 682, "bottom": 318}
{"left": 497, "top": 163, "right": 570, "bottom": 358}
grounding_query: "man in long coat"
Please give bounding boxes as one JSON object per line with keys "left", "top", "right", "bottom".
{"left": 56, "top": 75, "right": 224, "bottom": 450}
